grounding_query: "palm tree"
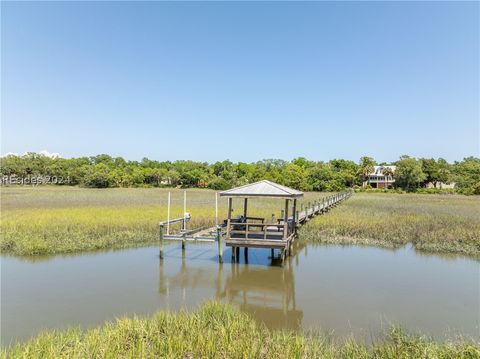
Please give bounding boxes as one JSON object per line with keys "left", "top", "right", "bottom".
{"left": 382, "top": 167, "right": 394, "bottom": 189}
{"left": 358, "top": 157, "right": 376, "bottom": 187}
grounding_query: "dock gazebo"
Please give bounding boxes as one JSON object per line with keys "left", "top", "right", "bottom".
{"left": 219, "top": 180, "right": 303, "bottom": 261}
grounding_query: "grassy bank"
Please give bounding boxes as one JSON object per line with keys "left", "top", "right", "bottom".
{"left": 3, "top": 302, "right": 478, "bottom": 359}
{"left": 300, "top": 193, "right": 480, "bottom": 257}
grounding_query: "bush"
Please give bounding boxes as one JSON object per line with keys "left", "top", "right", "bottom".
{"left": 415, "top": 188, "right": 456, "bottom": 195}
{"left": 208, "top": 177, "right": 230, "bottom": 190}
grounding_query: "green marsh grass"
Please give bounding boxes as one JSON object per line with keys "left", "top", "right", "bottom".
{"left": 3, "top": 302, "right": 478, "bottom": 359}
{"left": 2, "top": 187, "right": 479, "bottom": 257}
{"left": 0, "top": 187, "right": 324, "bottom": 255}
{"left": 300, "top": 193, "right": 480, "bottom": 257}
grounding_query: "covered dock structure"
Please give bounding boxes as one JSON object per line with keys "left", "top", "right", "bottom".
{"left": 219, "top": 180, "right": 303, "bottom": 261}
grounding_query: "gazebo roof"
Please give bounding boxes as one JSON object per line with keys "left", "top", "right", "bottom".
{"left": 219, "top": 180, "right": 304, "bottom": 199}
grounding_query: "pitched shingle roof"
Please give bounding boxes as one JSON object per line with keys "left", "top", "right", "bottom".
{"left": 219, "top": 180, "right": 303, "bottom": 198}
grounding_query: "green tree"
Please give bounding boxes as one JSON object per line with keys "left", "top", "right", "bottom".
{"left": 420, "top": 158, "right": 452, "bottom": 188}
{"left": 90, "top": 154, "right": 114, "bottom": 166}
{"left": 82, "top": 163, "right": 111, "bottom": 188}
{"left": 382, "top": 166, "right": 394, "bottom": 188}
{"left": 306, "top": 164, "right": 333, "bottom": 191}
{"left": 208, "top": 176, "right": 230, "bottom": 190}
{"left": 453, "top": 157, "right": 480, "bottom": 195}
{"left": 329, "top": 159, "right": 358, "bottom": 187}
{"left": 358, "top": 156, "right": 376, "bottom": 187}
{"left": 394, "top": 156, "right": 426, "bottom": 191}
{"left": 436, "top": 158, "right": 452, "bottom": 186}
{"left": 283, "top": 163, "right": 307, "bottom": 190}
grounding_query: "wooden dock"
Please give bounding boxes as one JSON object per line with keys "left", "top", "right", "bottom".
{"left": 159, "top": 181, "right": 353, "bottom": 264}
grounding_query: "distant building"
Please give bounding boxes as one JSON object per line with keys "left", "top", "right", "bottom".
{"left": 367, "top": 165, "right": 396, "bottom": 189}
{"left": 425, "top": 182, "right": 456, "bottom": 189}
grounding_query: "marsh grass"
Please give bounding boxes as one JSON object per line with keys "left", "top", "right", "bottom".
{"left": 2, "top": 302, "right": 478, "bottom": 359}
{"left": 2, "top": 188, "right": 479, "bottom": 257}
{"left": 0, "top": 187, "right": 324, "bottom": 255}
{"left": 300, "top": 193, "right": 480, "bottom": 257}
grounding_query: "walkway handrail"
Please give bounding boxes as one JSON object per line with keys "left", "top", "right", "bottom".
{"left": 296, "top": 189, "right": 353, "bottom": 224}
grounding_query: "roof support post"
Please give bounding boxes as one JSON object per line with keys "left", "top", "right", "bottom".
{"left": 226, "top": 197, "right": 233, "bottom": 239}
{"left": 284, "top": 199, "right": 289, "bottom": 240}
{"left": 243, "top": 198, "right": 248, "bottom": 219}
{"left": 292, "top": 199, "right": 297, "bottom": 234}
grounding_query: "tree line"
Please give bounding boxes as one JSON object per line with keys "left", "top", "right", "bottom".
{"left": 1, "top": 153, "right": 479, "bottom": 194}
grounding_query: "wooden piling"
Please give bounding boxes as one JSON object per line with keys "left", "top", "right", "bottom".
{"left": 159, "top": 224, "right": 164, "bottom": 259}
{"left": 183, "top": 191, "right": 187, "bottom": 231}
{"left": 167, "top": 192, "right": 171, "bottom": 235}
{"left": 217, "top": 226, "right": 223, "bottom": 263}
{"left": 295, "top": 210, "right": 299, "bottom": 232}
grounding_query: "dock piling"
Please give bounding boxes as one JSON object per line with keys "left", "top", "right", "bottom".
{"left": 217, "top": 226, "right": 223, "bottom": 263}
{"left": 167, "top": 192, "right": 171, "bottom": 235}
{"left": 159, "top": 224, "right": 164, "bottom": 259}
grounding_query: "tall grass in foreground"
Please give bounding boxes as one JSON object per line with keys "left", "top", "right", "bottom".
{"left": 300, "top": 193, "right": 480, "bottom": 257}
{"left": 3, "top": 302, "right": 478, "bottom": 359}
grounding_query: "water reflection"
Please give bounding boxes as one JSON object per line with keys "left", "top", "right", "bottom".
{"left": 223, "top": 263, "right": 302, "bottom": 329}
{"left": 158, "top": 250, "right": 303, "bottom": 330}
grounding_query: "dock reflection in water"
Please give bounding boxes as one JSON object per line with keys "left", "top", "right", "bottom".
{"left": 158, "top": 245, "right": 304, "bottom": 330}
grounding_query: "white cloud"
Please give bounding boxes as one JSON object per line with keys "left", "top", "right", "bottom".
{"left": 2, "top": 152, "right": 18, "bottom": 157}
{"left": 0, "top": 150, "right": 61, "bottom": 158}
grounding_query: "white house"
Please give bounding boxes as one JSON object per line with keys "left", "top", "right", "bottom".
{"left": 367, "top": 165, "right": 396, "bottom": 189}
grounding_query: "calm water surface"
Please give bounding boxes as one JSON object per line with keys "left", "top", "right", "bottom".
{"left": 2, "top": 242, "right": 479, "bottom": 345}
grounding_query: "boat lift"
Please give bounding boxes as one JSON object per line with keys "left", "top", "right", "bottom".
{"left": 159, "top": 191, "right": 224, "bottom": 261}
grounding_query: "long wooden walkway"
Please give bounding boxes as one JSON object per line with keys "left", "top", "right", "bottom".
{"left": 295, "top": 191, "right": 351, "bottom": 224}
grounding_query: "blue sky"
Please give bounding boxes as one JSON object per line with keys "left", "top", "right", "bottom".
{"left": 2, "top": 1, "right": 478, "bottom": 163}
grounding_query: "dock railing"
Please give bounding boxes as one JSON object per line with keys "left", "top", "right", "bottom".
{"left": 225, "top": 189, "right": 354, "bottom": 241}
{"left": 296, "top": 189, "right": 352, "bottom": 224}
